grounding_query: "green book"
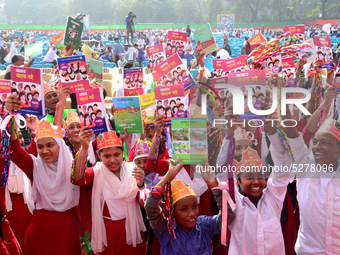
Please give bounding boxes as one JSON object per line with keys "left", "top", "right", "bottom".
{"left": 62, "top": 16, "right": 84, "bottom": 49}
{"left": 112, "top": 96, "right": 144, "bottom": 134}
{"left": 24, "top": 42, "right": 43, "bottom": 61}
{"left": 89, "top": 59, "right": 103, "bottom": 86}
{"left": 171, "top": 118, "right": 208, "bottom": 164}
{"left": 194, "top": 23, "right": 218, "bottom": 55}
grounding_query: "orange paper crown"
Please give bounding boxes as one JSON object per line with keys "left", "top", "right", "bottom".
{"left": 96, "top": 131, "right": 122, "bottom": 150}
{"left": 65, "top": 111, "right": 80, "bottom": 127}
{"left": 44, "top": 83, "right": 55, "bottom": 96}
{"left": 234, "top": 127, "right": 252, "bottom": 143}
{"left": 317, "top": 118, "right": 340, "bottom": 141}
{"left": 171, "top": 179, "right": 197, "bottom": 204}
{"left": 36, "top": 120, "right": 63, "bottom": 140}
{"left": 233, "top": 147, "right": 263, "bottom": 176}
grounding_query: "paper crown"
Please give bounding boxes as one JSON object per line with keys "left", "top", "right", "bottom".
{"left": 233, "top": 147, "right": 263, "bottom": 176}
{"left": 65, "top": 111, "right": 80, "bottom": 127}
{"left": 317, "top": 118, "right": 340, "bottom": 141}
{"left": 234, "top": 127, "right": 252, "bottom": 143}
{"left": 96, "top": 131, "right": 123, "bottom": 150}
{"left": 134, "top": 140, "right": 150, "bottom": 160}
{"left": 36, "top": 120, "right": 63, "bottom": 140}
{"left": 44, "top": 83, "right": 55, "bottom": 96}
{"left": 171, "top": 179, "right": 197, "bottom": 204}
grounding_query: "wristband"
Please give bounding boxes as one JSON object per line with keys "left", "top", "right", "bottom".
{"left": 200, "top": 66, "right": 205, "bottom": 71}
{"left": 137, "top": 182, "right": 145, "bottom": 188}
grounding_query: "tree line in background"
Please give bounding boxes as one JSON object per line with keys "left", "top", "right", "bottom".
{"left": 1, "top": 0, "right": 340, "bottom": 26}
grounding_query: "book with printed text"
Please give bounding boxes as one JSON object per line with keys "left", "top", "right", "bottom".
{"left": 76, "top": 87, "right": 109, "bottom": 134}
{"left": 194, "top": 24, "right": 218, "bottom": 55}
{"left": 112, "top": 96, "right": 144, "bottom": 134}
{"left": 11, "top": 66, "right": 45, "bottom": 116}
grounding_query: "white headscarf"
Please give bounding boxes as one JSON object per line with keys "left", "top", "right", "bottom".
{"left": 91, "top": 161, "right": 145, "bottom": 253}
{"left": 6, "top": 161, "right": 35, "bottom": 214}
{"left": 31, "top": 137, "right": 79, "bottom": 212}
{"left": 4, "top": 42, "right": 18, "bottom": 63}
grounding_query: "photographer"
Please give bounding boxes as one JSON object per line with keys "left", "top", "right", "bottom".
{"left": 125, "top": 11, "right": 136, "bottom": 44}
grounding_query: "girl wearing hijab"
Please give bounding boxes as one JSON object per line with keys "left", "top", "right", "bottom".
{"left": 9, "top": 116, "right": 81, "bottom": 255}
{"left": 72, "top": 130, "right": 146, "bottom": 254}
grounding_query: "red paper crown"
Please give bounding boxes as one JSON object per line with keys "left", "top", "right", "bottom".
{"left": 233, "top": 147, "right": 263, "bottom": 176}
{"left": 234, "top": 127, "right": 252, "bottom": 143}
{"left": 317, "top": 118, "right": 340, "bottom": 141}
{"left": 96, "top": 131, "right": 122, "bottom": 150}
{"left": 36, "top": 120, "right": 63, "bottom": 140}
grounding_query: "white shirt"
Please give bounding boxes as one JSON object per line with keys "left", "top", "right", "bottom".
{"left": 227, "top": 133, "right": 292, "bottom": 255}
{"left": 137, "top": 38, "right": 145, "bottom": 47}
{"left": 126, "top": 47, "right": 138, "bottom": 61}
{"left": 271, "top": 133, "right": 340, "bottom": 255}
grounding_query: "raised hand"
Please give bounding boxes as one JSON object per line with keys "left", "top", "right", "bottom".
{"left": 132, "top": 166, "right": 145, "bottom": 187}
{"left": 26, "top": 115, "right": 39, "bottom": 132}
{"left": 5, "top": 95, "right": 22, "bottom": 113}
{"left": 58, "top": 85, "right": 72, "bottom": 105}
{"left": 200, "top": 157, "right": 218, "bottom": 189}
{"left": 79, "top": 127, "right": 94, "bottom": 150}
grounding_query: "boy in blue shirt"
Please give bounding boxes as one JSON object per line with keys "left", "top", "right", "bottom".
{"left": 183, "top": 49, "right": 194, "bottom": 70}
{"left": 145, "top": 158, "right": 235, "bottom": 255}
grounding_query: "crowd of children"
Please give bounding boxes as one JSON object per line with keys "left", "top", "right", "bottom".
{"left": 0, "top": 26, "right": 340, "bottom": 255}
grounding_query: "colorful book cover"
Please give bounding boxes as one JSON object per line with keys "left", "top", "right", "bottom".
{"left": 212, "top": 59, "right": 227, "bottom": 77}
{"left": 76, "top": 87, "right": 109, "bottom": 134}
{"left": 166, "top": 31, "right": 187, "bottom": 58}
{"left": 248, "top": 32, "right": 267, "bottom": 51}
{"left": 154, "top": 53, "right": 194, "bottom": 92}
{"left": 210, "top": 76, "right": 229, "bottom": 109}
{"left": 194, "top": 24, "right": 218, "bottom": 55}
{"left": 24, "top": 42, "right": 43, "bottom": 61}
{"left": 11, "top": 66, "right": 45, "bottom": 116}
{"left": 146, "top": 44, "right": 166, "bottom": 71}
{"left": 265, "top": 56, "right": 282, "bottom": 74}
{"left": 112, "top": 96, "right": 144, "bottom": 134}
{"left": 62, "top": 16, "right": 84, "bottom": 50}
{"left": 205, "top": 55, "right": 214, "bottom": 72}
{"left": 281, "top": 57, "right": 296, "bottom": 87}
{"left": 0, "top": 80, "right": 12, "bottom": 117}
{"left": 171, "top": 118, "right": 208, "bottom": 165}
{"left": 140, "top": 93, "right": 156, "bottom": 126}
{"left": 332, "top": 62, "right": 340, "bottom": 92}
{"left": 152, "top": 71, "right": 162, "bottom": 87}
{"left": 57, "top": 55, "right": 90, "bottom": 93}
{"left": 224, "top": 55, "right": 247, "bottom": 73}
{"left": 123, "top": 68, "right": 144, "bottom": 96}
{"left": 284, "top": 25, "right": 305, "bottom": 40}
{"left": 154, "top": 85, "right": 187, "bottom": 126}
{"left": 314, "top": 37, "right": 334, "bottom": 69}
{"left": 88, "top": 60, "right": 103, "bottom": 86}
{"left": 50, "top": 31, "right": 65, "bottom": 45}
{"left": 228, "top": 70, "right": 267, "bottom": 119}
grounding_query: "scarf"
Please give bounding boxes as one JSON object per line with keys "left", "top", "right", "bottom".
{"left": 31, "top": 137, "right": 79, "bottom": 212}
{"left": 5, "top": 161, "right": 34, "bottom": 214}
{"left": 91, "top": 161, "right": 145, "bottom": 253}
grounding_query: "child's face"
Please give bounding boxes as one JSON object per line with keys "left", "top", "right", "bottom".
{"left": 173, "top": 195, "right": 199, "bottom": 231}
{"left": 312, "top": 131, "right": 340, "bottom": 166}
{"left": 237, "top": 170, "right": 266, "bottom": 198}
{"left": 135, "top": 157, "right": 148, "bottom": 173}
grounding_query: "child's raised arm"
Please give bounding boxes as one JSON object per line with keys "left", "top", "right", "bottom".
{"left": 145, "top": 158, "right": 183, "bottom": 232}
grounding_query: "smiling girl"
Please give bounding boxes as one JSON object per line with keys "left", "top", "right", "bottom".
{"left": 72, "top": 130, "right": 146, "bottom": 254}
